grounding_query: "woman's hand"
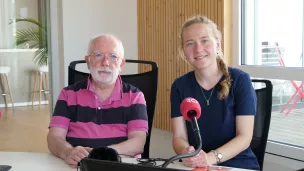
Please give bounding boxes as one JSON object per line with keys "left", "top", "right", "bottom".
{"left": 181, "top": 146, "right": 210, "bottom": 168}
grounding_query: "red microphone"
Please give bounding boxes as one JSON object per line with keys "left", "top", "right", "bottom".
{"left": 180, "top": 97, "right": 201, "bottom": 121}
{"left": 180, "top": 97, "right": 203, "bottom": 160}
{"left": 162, "top": 97, "right": 203, "bottom": 168}
{"left": 162, "top": 97, "right": 202, "bottom": 167}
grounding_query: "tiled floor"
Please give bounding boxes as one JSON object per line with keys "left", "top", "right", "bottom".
{"left": 269, "top": 108, "right": 304, "bottom": 147}
{"left": 0, "top": 105, "right": 50, "bottom": 152}
{"left": 149, "top": 127, "right": 175, "bottom": 159}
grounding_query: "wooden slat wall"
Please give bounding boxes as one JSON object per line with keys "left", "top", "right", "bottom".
{"left": 137, "top": 0, "right": 232, "bottom": 131}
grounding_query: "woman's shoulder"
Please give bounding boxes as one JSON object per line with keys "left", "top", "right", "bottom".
{"left": 172, "top": 70, "right": 195, "bottom": 87}
{"left": 228, "top": 67, "right": 253, "bottom": 92}
{"left": 228, "top": 67, "right": 251, "bottom": 81}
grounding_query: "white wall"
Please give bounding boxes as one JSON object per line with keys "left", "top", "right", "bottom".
{"left": 62, "top": 0, "right": 138, "bottom": 86}
{"left": 50, "top": 0, "right": 65, "bottom": 110}
{"left": 15, "top": 0, "right": 38, "bottom": 19}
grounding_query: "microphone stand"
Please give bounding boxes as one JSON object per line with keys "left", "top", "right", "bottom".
{"left": 161, "top": 115, "right": 202, "bottom": 168}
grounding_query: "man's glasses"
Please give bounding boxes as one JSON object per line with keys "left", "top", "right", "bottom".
{"left": 88, "top": 52, "right": 121, "bottom": 63}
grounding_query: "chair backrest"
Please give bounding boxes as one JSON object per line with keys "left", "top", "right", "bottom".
{"left": 68, "top": 60, "right": 158, "bottom": 159}
{"left": 250, "top": 79, "right": 273, "bottom": 170}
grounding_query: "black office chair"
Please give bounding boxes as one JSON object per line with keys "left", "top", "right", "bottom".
{"left": 68, "top": 59, "right": 158, "bottom": 159}
{"left": 250, "top": 79, "right": 273, "bottom": 171}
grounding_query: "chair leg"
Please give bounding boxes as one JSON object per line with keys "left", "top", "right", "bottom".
{"left": 285, "top": 95, "right": 302, "bottom": 116}
{"left": 39, "top": 72, "right": 43, "bottom": 106}
{"left": 45, "top": 72, "right": 49, "bottom": 90}
{"left": 4, "top": 73, "right": 14, "bottom": 108}
{"left": 281, "top": 90, "right": 298, "bottom": 113}
{"left": 291, "top": 81, "right": 304, "bottom": 97}
{"left": 0, "top": 74, "right": 8, "bottom": 108}
{"left": 44, "top": 72, "right": 49, "bottom": 104}
{"left": 32, "top": 72, "right": 37, "bottom": 106}
{"left": 281, "top": 82, "right": 304, "bottom": 113}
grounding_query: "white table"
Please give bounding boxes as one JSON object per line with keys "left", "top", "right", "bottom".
{"left": 0, "top": 152, "right": 254, "bottom": 171}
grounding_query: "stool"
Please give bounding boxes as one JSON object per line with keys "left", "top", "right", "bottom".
{"left": 0, "top": 66, "right": 14, "bottom": 108}
{"left": 32, "top": 66, "right": 49, "bottom": 106}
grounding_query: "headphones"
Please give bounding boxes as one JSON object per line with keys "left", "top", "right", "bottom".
{"left": 87, "top": 147, "right": 121, "bottom": 162}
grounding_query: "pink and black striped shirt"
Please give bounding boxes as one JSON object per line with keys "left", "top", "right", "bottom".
{"left": 49, "top": 76, "right": 148, "bottom": 151}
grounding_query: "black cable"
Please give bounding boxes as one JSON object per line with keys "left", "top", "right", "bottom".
{"left": 119, "top": 154, "right": 170, "bottom": 167}
{"left": 136, "top": 158, "right": 169, "bottom": 167}
{"left": 76, "top": 154, "right": 170, "bottom": 169}
{"left": 120, "top": 153, "right": 169, "bottom": 167}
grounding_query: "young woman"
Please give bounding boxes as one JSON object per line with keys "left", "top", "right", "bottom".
{"left": 170, "top": 16, "right": 260, "bottom": 170}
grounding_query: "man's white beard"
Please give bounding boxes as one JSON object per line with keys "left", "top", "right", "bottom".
{"left": 90, "top": 66, "right": 119, "bottom": 85}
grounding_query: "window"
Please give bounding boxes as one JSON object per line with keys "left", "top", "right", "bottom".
{"left": 234, "top": 0, "right": 304, "bottom": 161}
{"left": 0, "top": 0, "right": 41, "bottom": 49}
{"left": 0, "top": 0, "right": 15, "bottom": 49}
{"left": 252, "top": 78, "right": 304, "bottom": 147}
{"left": 0, "top": 0, "right": 48, "bottom": 108}
{"left": 242, "top": 0, "right": 304, "bottom": 68}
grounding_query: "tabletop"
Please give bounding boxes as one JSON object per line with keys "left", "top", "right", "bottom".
{"left": 0, "top": 152, "right": 254, "bottom": 171}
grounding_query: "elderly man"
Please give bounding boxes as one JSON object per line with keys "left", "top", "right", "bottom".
{"left": 47, "top": 34, "right": 148, "bottom": 168}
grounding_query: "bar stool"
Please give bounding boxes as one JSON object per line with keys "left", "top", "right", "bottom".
{"left": 0, "top": 66, "right": 14, "bottom": 108}
{"left": 32, "top": 66, "right": 49, "bottom": 106}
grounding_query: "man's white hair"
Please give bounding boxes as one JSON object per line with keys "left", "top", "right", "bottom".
{"left": 87, "top": 33, "right": 124, "bottom": 58}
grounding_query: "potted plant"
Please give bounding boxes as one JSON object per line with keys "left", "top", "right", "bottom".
{"left": 11, "top": 18, "right": 48, "bottom": 67}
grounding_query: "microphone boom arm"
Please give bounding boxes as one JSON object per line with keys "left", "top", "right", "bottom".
{"left": 161, "top": 116, "right": 202, "bottom": 168}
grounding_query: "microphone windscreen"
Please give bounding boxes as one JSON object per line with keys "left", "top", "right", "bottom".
{"left": 88, "top": 147, "right": 121, "bottom": 162}
{"left": 180, "top": 97, "right": 201, "bottom": 121}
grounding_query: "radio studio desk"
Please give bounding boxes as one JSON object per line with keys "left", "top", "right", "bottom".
{"left": 0, "top": 152, "right": 255, "bottom": 171}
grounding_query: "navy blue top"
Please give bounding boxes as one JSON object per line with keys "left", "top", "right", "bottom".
{"left": 170, "top": 67, "right": 260, "bottom": 170}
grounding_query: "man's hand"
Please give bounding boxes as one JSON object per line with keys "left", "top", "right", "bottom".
{"left": 63, "top": 146, "right": 92, "bottom": 168}
{"left": 181, "top": 146, "right": 209, "bottom": 168}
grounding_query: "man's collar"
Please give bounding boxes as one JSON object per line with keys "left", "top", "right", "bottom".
{"left": 87, "top": 75, "right": 123, "bottom": 102}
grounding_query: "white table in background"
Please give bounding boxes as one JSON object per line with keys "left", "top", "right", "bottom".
{"left": 0, "top": 152, "right": 254, "bottom": 171}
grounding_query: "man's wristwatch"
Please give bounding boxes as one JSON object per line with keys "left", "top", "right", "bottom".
{"left": 211, "top": 150, "right": 223, "bottom": 164}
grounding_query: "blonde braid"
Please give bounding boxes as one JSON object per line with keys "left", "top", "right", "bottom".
{"left": 217, "top": 57, "right": 231, "bottom": 100}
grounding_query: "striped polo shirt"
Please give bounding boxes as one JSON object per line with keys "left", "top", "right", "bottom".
{"left": 49, "top": 76, "right": 148, "bottom": 149}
